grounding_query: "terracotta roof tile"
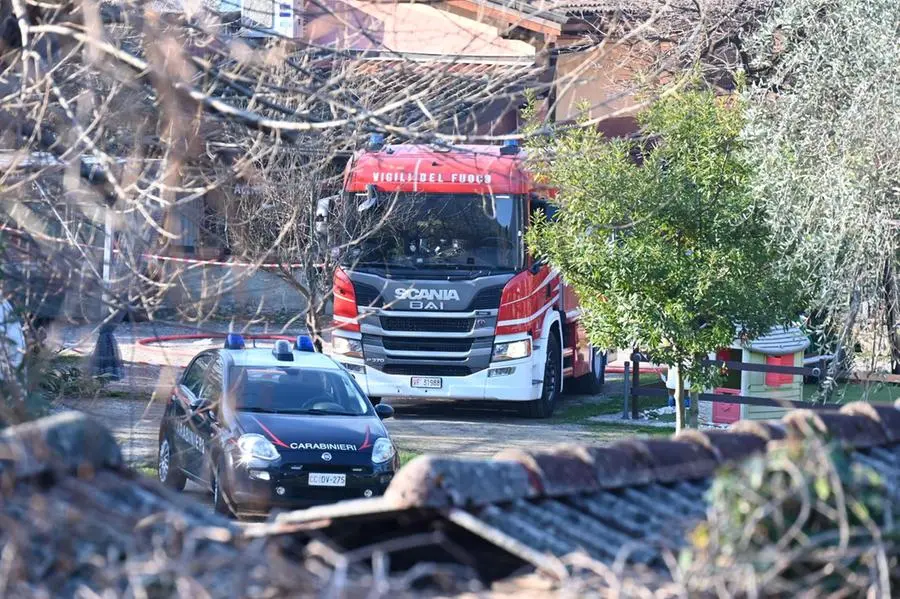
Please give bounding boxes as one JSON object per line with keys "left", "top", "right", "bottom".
{"left": 675, "top": 429, "right": 767, "bottom": 463}
{"left": 729, "top": 419, "right": 788, "bottom": 441}
{"left": 617, "top": 438, "right": 718, "bottom": 482}
{"left": 384, "top": 455, "right": 536, "bottom": 508}
{"left": 580, "top": 444, "right": 657, "bottom": 487}
{"left": 783, "top": 409, "right": 888, "bottom": 448}
{"left": 840, "top": 402, "right": 900, "bottom": 443}
{"left": 493, "top": 446, "right": 599, "bottom": 496}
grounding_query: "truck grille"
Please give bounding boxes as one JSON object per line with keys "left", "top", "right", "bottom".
{"left": 380, "top": 316, "right": 474, "bottom": 333}
{"left": 383, "top": 365, "right": 472, "bottom": 377}
{"left": 468, "top": 286, "right": 504, "bottom": 310}
{"left": 381, "top": 337, "right": 473, "bottom": 353}
{"left": 353, "top": 282, "right": 384, "bottom": 308}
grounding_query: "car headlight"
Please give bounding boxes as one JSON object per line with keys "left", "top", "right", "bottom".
{"left": 238, "top": 433, "right": 280, "bottom": 461}
{"left": 333, "top": 336, "right": 363, "bottom": 358}
{"left": 492, "top": 338, "right": 532, "bottom": 362}
{"left": 371, "top": 438, "right": 395, "bottom": 464}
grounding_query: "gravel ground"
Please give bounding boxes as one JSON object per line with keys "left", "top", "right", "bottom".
{"left": 53, "top": 321, "right": 633, "bottom": 466}
{"left": 48, "top": 321, "right": 645, "bottom": 513}
{"left": 56, "top": 395, "right": 612, "bottom": 467}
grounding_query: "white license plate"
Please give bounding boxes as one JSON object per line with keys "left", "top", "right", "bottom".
{"left": 308, "top": 473, "right": 346, "bottom": 487}
{"left": 411, "top": 376, "right": 442, "bottom": 389}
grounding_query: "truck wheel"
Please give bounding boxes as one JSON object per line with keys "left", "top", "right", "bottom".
{"left": 522, "top": 331, "right": 561, "bottom": 418}
{"left": 158, "top": 435, "right": 186, "bottom": 491}
{"left": 566, "top": 348, "right": 606, "bottom": 395}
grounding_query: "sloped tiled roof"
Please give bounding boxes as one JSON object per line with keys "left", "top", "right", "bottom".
{"left": 741, "top": 325, "right": 811, "bottom": 355}
{"left": 3, "top": 403, "right": 899, "bottom": 595}
{"left": 269, "top": 402, "right": 900, "bottom": 582}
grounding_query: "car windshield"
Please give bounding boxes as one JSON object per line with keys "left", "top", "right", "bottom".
{"left": 229, "top": 366, "right": 370, "bottom": 415}
{"left": 347, "top": 192, "right": 524, "bottom": 272}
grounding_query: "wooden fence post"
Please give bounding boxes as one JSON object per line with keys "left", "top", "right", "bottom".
{"left": 631, "top": 351, "right": 640, "bottom": 420}
{"left": 622, "top": 362, "right": 631, "bottom": 419}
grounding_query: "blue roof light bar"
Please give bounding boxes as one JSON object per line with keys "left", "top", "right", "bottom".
{"left": 499, "top": 139, "right": 519, "bottom": 155}
{"left": 224, "top": 333, "right": 245, "bottom": 350}
{"left": 296, "top": 335, "right": 316, "bottom": 352}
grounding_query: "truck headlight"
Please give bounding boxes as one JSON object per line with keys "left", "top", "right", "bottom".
{"left": 371, "top": 438, "right": 395, "bottom": 464}
{"left": 333, "top": 336, "right": 363, "bottom": 358}
{"left": 492, "top": 339, "right": 532, "bottom": 362}
{"left": 238, "top": 433, "right": 280, "bottom": 461}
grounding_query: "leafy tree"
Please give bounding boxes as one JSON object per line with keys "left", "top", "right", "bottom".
{"left": 526, "top": 89, "right": 805, "bottom": 430}
{"left": 743, "top": 0, "right": 900, "bottom": 374}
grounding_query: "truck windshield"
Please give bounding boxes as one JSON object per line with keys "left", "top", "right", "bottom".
{"left": 348, "top": 193, "right": 524, "bottom": 272}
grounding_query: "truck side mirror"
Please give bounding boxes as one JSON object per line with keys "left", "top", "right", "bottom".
{"left": 315, "top": 196, "right": 333, "bottom": 235}
{"left": 530, "top": 197, "right": 559, "bottom": 223}
{"left": 357, "top": 184, "right": 380, "bottom": 212}
{"left": 529, "top": 258, "right": 546, "bottom": 274}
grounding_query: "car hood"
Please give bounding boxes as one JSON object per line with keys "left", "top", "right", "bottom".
{"left": 235, "top": 411, "right": 389, "bottom": 465}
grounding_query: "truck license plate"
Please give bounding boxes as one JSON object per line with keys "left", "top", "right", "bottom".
{"left": 308, "top": 473, "right": 346, "bottom": 487}
{"left": 411, "top": 376, "right": 442, "bottom": 389}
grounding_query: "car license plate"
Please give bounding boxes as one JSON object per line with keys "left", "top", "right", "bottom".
{"left": 308, "top": 473, "right": 346, "bottom": 487}
{"left": 411, "top": 376, "right": 442, "bottom": 389}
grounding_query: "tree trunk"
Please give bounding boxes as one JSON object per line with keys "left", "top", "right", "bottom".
{"left": 688, "top": 354, "right": 703, "bottom": 429}
{"left": 305, "top": 298, "right": 330, "bottom": 353}
{"left": 688, "top": 389, "right": 699, "bottom": 429}
{"left": 822, "top": 289, "right": 860, "bottom": 403}
{"left": 883, "top": 259, "right": 900, "bottom": 374}
{"left": 674, "top": 365, "right": 686, "bottom": 433}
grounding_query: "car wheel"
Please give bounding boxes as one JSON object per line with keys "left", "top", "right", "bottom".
{"left": 522, "top": 330, "right": 561, "bottom": 419}
{"left": 158, "top": 436, "right": 186, "bottom": 491}
{"left": 212, "top": 465, "right": 233, "bottom": 518}
{"left": 566, "top": 347, "right": 606, "bottom": 395}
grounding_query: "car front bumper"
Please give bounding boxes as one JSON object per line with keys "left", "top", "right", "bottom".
{"left": 226, "top": 467, "right": 395, "bottom": 516}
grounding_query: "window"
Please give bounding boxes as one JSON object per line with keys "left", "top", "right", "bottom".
{"left": 715, "top": 348, "right": 742, "bottom": 390}
{"left": 765, "top": 354, "right": 795, "bottom": 387}
{"left": 182, "top": 354, "right": 212, "bottom": 396}
{"left": 199, "top": 356, "right": 224, "bottom": 405}
{"left": 349, "top": 193, "right": 525, "bottom": 273}
{"left": 229, "top": 366, "right": 370, "bottom": 415}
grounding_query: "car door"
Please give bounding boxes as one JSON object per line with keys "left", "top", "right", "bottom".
{"left": 192, "top": 353, "right": 225, "bottom": 482}
{"left": 171, "top": 353, "right": 212, "bottom": 479}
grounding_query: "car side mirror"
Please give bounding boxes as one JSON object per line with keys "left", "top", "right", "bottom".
{"left": 529, "top": 258, "right": 545, "bottom": 274}
{"left": 374, "top": 403, "right": 394, "bottom": 420}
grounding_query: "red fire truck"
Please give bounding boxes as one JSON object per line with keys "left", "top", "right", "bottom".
{"left": 326, "top": 136, "right": 614, "bottom": 417}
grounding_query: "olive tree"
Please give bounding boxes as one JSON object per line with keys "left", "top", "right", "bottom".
{"left": 743, "top": 0, "right": 900, "bottom": 374}
{"left": 526, "top": 89, "right": 805, "bottom": 430}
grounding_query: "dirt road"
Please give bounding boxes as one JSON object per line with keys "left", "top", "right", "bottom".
{"left": 59, "top": 394, "right": 612, "bottom": 468}
{"left": 54, "top": 321, "right": 636, "bottom": 469}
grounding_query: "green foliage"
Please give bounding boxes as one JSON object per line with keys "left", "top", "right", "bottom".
{"left": 41, "top": 365, "right": 86, "bottom": 395}
{"left": 743, "top": 0, "right": 900, "bottom": 331}
{"left": 526, "top": 89, "right": 805, "bottom": 385}
{"left": 683, "top": 433, "right": 897, "bottom": 595}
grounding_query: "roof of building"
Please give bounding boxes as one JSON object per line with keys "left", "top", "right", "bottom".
{"left": 449, "top": 0, "right": 772, "bottom": 38}
{"left": 305, "top": 0, "right": 536, "bottom": 59}
{"left": 4, "top": 400, "right": 898, "bottom": 596}
{"left": 739, "top": 325, "right": 811, "bottom": 355}
{"left": 263, "top": 402, "right": 900, "bottom": 581}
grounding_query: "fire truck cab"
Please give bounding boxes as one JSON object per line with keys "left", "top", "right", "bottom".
{"left": 327, "top": 136, "right": 613, "bottom": 417}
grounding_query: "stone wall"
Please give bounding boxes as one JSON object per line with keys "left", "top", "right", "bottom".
{"left": 160, "top": 264, "right": 312, "bottom": 318}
